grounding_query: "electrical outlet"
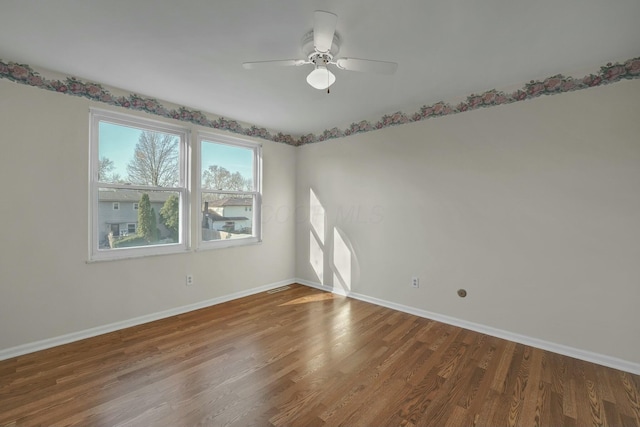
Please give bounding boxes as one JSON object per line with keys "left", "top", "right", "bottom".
{"left": 186, "top": 275, "right": 194, "bottom": 286}
{"left": 411, "top": 276, "right": 419, "bottom": 288}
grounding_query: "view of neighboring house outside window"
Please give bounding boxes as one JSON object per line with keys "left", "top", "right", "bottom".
{"left": 202, "top": 196, "right": 253, "bottom": 234}
{"left": 97, "top": 189, "right": 172, "bottom": 245}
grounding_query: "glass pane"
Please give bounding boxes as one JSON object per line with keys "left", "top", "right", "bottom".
{"left": 201, "top": 193, "right": 253, "bottom": 242}
{"left": 99, "top": 122, "right": 180, "bottom": 187}
{"left": 98, "top": 188, "right": 180, "bottom": 250}
{"left": 201, "top": 140, "right": 254, "bottom": 191}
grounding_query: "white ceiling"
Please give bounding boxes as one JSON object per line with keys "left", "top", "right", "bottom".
{"left": 1, "top": 0, "right": 639, "bottom": 137}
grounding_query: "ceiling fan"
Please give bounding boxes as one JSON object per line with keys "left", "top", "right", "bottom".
{"left": 242, "top": 11, "right": 398, "bottom": 91}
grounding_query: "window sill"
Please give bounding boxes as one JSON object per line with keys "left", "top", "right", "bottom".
{"left": 196, "top": 236, "right": 262, "bottom": 251}
{"left": 87, "top": 244, "right": 190, "bottom": 263}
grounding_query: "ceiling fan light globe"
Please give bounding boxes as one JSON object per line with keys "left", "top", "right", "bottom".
{"left": 306, "top": 66, "right": 336, "bottom": 90}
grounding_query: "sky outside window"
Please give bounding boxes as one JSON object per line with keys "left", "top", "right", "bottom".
{"left": 98, "top": 122, "right": 253, "bottom": 183}
{"left": 201, "top": 139, "right": 253, "bottom": 182}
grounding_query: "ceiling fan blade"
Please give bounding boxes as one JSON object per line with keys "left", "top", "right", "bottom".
{"left": 314, "top": 10, "right": 338, "bottom": 53}
{"left": 243, "top": 59, "right": 307, "bottom": 69}
{"left": 334, "top": 58, "right": 398, "bottom": 74}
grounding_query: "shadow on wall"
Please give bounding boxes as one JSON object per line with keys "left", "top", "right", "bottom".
{"left": 309, "top": 188, "right": 359, "bottom": 294}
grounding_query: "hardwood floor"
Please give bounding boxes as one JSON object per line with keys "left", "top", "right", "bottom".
{"left": 1, "top": 284, "right": 639, "bottom": 426}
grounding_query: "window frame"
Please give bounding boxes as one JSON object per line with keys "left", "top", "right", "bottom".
{"left": 196, "top": 131, "right": 262, "bottom": 250}
{"left": 89, "top": 109, "right": 191, "bottom": 261}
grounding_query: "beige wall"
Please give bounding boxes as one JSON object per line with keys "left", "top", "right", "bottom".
{"left": 295, "top": 79, "right": 640, "bottom": 364}
{"left": 0, "top": 80, "right": 296, "bottom": 350}
{"left": 2, "top": 76, "right": 639, "bottom": 366}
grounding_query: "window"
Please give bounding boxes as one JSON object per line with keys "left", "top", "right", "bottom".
{"left": 90, "top": 109, "right": 189, "bottom": 260}
{"left": 198, "top": 132, "right": 261, "bottom": 248}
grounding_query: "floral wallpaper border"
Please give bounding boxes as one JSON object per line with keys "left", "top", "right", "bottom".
{"left": 1, "top": 57, "right": 639, "bottom": 146}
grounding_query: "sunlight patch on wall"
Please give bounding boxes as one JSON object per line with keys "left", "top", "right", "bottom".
{"left": 309, "top": 188, "right": 327, "bottom": 284}
{"left": 310, "top": 230, "right": 324, "bottom": 284}
{"left": 332, "top": 228, "right": 352, "bottom": 292}
{"left": 310, "top": 188, "right": 325, "bottom": 245}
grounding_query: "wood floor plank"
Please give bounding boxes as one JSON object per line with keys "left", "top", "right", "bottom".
{"left": 563, "top": 377, "right": 579, "bottom": 420}
{"left": 573, "top": 360, "right": 600, "bottom": 426}
{"left": 0, "top": 283, "right": 638, "bottom": 427}
{"left": 518, "top": 348, "right": 544, "bottom": 426}
{"left": 620, "top": 371, "right": 640, "bottom": 424}
{"left": 489, "top": 342, "right": 526, "bottom": 426}
{"left": 490, "top": 339, "right": 518, "bottom": 393}
{"left": 549, "top": 389, "right": 565, "bottom": 427}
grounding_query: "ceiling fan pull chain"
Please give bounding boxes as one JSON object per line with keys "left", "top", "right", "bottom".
{"left": 327, "top": 69, "right": 330, "bottom": 94}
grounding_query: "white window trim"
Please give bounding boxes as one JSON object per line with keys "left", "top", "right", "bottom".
{"left": 89, "top": 108, "right": 191, "bottom": 261}
{"left": 113, "top": 202, "right": 119, "bottom": 210}
{"left": 196, "top": 131, "right": 262, "bottom": 250}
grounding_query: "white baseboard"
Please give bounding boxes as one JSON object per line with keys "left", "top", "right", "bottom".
{"left": 295, "top": 278, "right": 640, "bottom": 375}
{"left": 0, "top": 279, "right": 296, "bottom": 361}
